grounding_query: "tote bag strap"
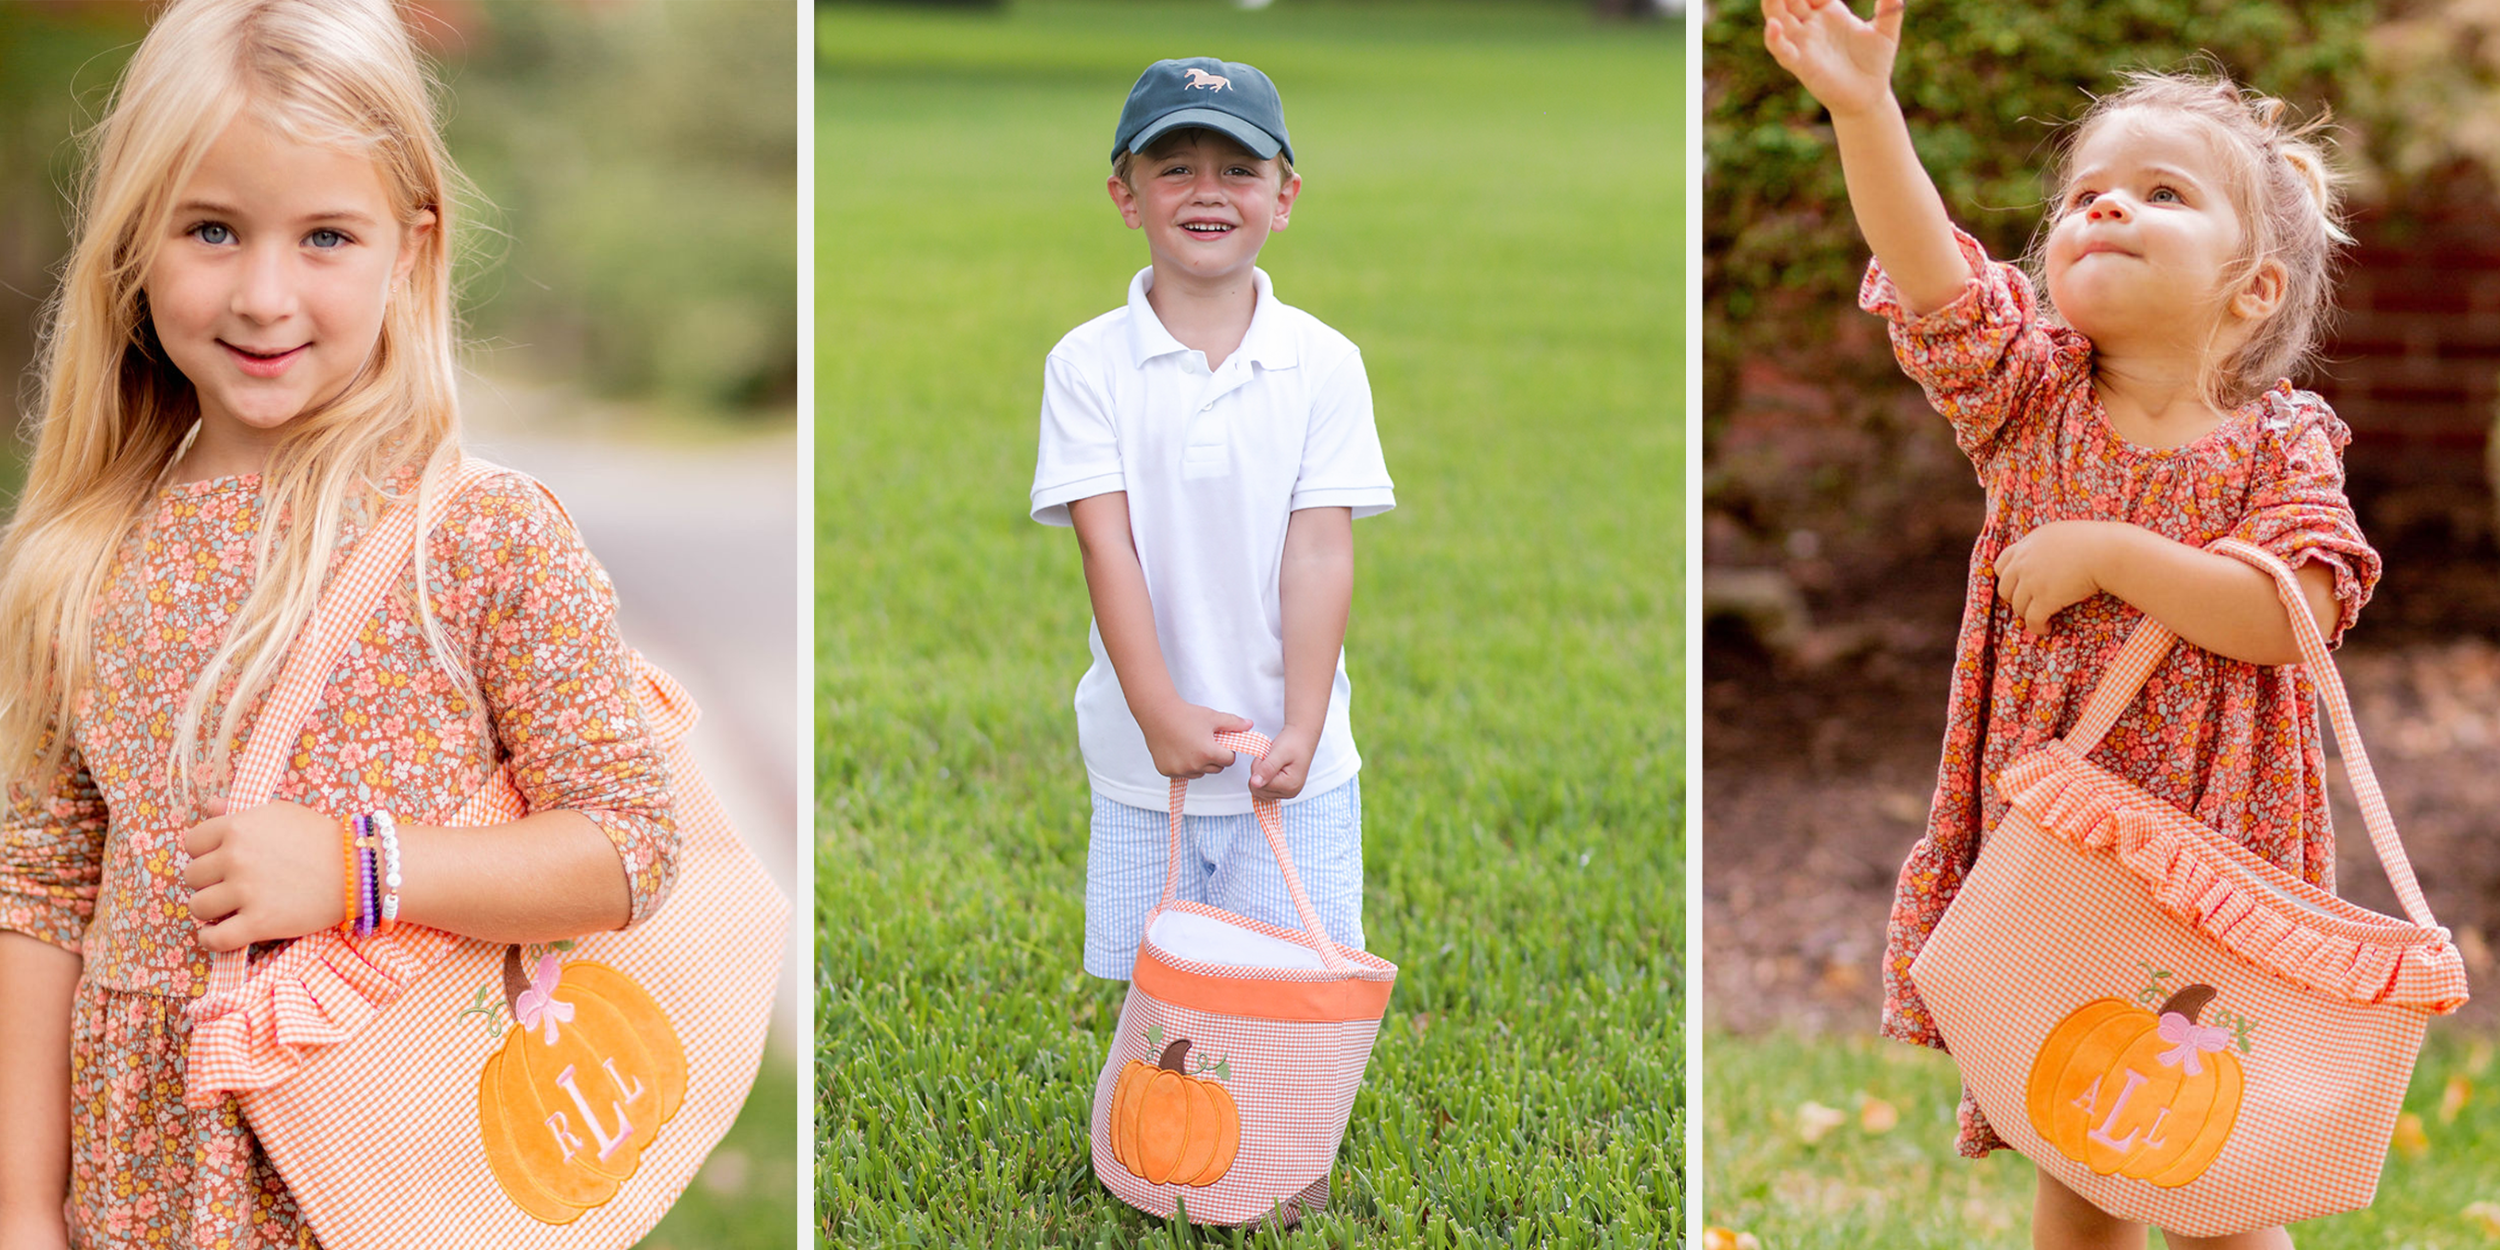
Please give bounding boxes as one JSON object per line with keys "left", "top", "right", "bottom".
{"left": 2055, "top": 537, "right": 2444, "bottom": 933}
{"left": 1160, "top": 729, "right": 1353, "bottom": 972}
{"left": 202, "top": 457, "right": 507, "bottom": 1001}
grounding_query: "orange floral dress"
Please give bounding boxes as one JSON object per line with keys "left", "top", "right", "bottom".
{"left": 0, "top": 471, "right": 677, "bottom": 1248}
{"left": 1862, "top": 232, "right": 2380, "bottom": 1157}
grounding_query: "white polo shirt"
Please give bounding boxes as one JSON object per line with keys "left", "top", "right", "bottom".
{"left": 1031, "top": 266, "right": 1395, "bottom": 815}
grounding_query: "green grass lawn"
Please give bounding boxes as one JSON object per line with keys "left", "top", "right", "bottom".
{"left": 1706, "top": 1029, "right": 2500, "bottom": 1248}
{"left": 817, "top": 2, "right": 1684, "bottom": 1244}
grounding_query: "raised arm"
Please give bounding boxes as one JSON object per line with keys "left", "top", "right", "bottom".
{"left": 1068, "top": 492, "right": 1251, "bottom": 779}
{"left": 1762, "top": 0, "right": 1972, "bottom": 314}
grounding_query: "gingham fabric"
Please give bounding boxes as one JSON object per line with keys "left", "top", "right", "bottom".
{"left": 1090, "top": 731, "right": 1396, "bottom": 1225}
{"left": 1085, "top": 777, "right": 1363, "bottom": 979}
{"left": 182, "top": 458, "right": 785, "bottom": 1249}
{"left": 1911, "top": 538, "right": 2468, "bottom": 1237}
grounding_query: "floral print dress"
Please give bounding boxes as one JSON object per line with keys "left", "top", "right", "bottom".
{"left": 0, "top": 470, "right": 677, "bottom": 1248}
{"left": 1862, "top": 231, "right": 2380, "bottom": 1157}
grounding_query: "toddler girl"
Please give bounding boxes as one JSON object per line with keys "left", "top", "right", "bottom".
{"left": 0, "top": 2, "right": 675, "bottom": 1246}
{"left": 1765, "top": 2, "right": 2371, "bottom": 1247}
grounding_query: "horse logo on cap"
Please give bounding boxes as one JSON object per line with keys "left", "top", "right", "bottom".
{"left": 1181, "top": 67, "right": 1232, "bottom": 92}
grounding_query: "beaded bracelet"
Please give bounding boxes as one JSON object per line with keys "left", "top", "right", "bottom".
{"left": 372, "top": 810, "right": 402, "bottom": 934}
{"left": 356, "top": 824, "right": 377, "bottom": 939}
{"left": 337, "top": 813, "right": 361, "bottom": 935}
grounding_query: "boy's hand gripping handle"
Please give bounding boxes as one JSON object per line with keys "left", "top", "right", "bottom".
{"left": 1161, "top": 729, "right": 1352, "bottom": 972}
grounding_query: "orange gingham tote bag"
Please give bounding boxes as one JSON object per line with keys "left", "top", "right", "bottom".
{"left": 180, "top": 457, "right": 786, "bottom": 1248}
{"left": 1089, "top": 730, "right": 1397, "bottom": 1225}
{"left": 1909, "top": 537, "right": 2469, "bottom": 1236}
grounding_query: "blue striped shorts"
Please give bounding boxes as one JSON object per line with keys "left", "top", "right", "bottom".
{"left": 1084, "top": 776, "right": 1364, "bottom": 980}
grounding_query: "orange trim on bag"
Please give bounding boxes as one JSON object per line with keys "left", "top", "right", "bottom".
{"left": 1132, "top": 947, "right": 1394, "bottom": 1023}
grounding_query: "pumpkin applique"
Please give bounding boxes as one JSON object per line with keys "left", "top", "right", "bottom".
{"left": 1108, "top": 1028, "right": 1241, "bottom": 1188}
{"left": 474, "top": 946, "right": 690, "bottom": 1223}
{"left": 2024, "top": 975, "right": 2253, "bottom": 1189}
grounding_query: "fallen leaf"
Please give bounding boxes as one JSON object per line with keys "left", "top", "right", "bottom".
{"left": 1702, "top": 1229, "right": 1763, "bottom": 1250}
{"left": 2440, "top": 1074, "right": 2472, "bottom": 1124}
{"left": 1859, "top": 1096, "right": 1899, "bottom": 1134}
{"left": 2464, "top": 1200, "right": 2500, "bottom": 1235}
{"left": 2393, "top": 1112, "right": 2430, "bottom": 1159}
{"left": 1797, "top": 1100, "right": 1846, "bottom": 1144}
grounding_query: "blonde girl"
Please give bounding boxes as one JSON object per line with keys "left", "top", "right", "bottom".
{"left": 0, "top": 2, "right": 676, "bottom": 1246}
{"left": 1764, "top": 1, "right": 2373, "bottom": 1247}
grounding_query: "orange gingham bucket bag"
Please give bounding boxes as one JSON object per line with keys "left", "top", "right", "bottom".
{"left": 1909, "top": 537, "right": 2469, "bottom": 1236}
{"left": 180, "top": 457, "right": 787, "bottom": 1248}
{"left": 1089, "top": 730, "right": 1398, "bottom": 1225}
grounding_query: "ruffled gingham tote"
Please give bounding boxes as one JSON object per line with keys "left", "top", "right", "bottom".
{"left": 182, "top": 458, "right": 786, "bottom": 1248}
{"left": 1911, "top": 537, "right": 2469, "bottom": 1236}
{"left": 1090, "top": 730, "right": 1397, "bottom": 1225}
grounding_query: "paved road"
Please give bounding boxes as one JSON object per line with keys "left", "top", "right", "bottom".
{"left": 462, "top": 379, "right": 803, "bottom": 1041}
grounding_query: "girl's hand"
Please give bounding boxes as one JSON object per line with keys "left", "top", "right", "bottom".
{"left": 1994, "top": 520, "right": 2119, "bottom": 635}
{"left": 1139, "top": 702, "right": 1254, "bottom": 780}
{"left": 1249, "top": 725, "right": 1319, "bottom": 803}
{"left": 182, "top": 798, "right": 344, "bottom": 952}
{"left": 1762, "top": 0, "right": 1907, "bottom": 120}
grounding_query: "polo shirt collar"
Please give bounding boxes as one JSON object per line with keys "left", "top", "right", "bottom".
{"left": 1123, "top": 266, "right": 1300, "bottom": 371}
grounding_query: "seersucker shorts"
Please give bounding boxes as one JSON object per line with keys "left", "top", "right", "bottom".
{"left": 1084, "top": 775, "right": 1364, "bottom": 980}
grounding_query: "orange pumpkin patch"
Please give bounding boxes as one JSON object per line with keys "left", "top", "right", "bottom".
{"left": 477, "top": 946, "right": 689, "bottom": 1221}
{"left": 2025, "top": 984, "right": 2246, "bottom": 1188}
{"left": 1110, "top": 1037, "right": 1240, "bottom": 1187}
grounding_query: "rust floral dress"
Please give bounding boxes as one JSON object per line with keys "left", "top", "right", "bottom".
{"left": 1863, "top": 232, "right": 2380, "bottom": 1157}
{"left": 0, "top": 470, "right": 677, "bottom": 1248}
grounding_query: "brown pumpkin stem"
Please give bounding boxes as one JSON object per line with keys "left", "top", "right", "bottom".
{"left": 1158, "top": 1038, "right": 1192, "bottom": 1073}
{"left": 2159, "top": 983, "right": 2219, "bottom": 1024}
{"left": 501, "top": 945, "right": 530, "bottom": 1017}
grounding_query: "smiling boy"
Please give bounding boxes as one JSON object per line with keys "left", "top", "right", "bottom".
{"left": 1030, "top": 57, "right": 1395, "bottom": 984}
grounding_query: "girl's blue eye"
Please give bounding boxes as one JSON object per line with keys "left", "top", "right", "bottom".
{"left": 194, "top": 223, "right": 234, "bottom": 245}
{"left": 307, "top": 228, "right": 348, "bottom": 249}
{"left": 2150, "top": 187, "right": 2179, "bottom": 203}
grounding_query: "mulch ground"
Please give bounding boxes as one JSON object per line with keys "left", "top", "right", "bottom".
{"left": 1703, "top": 538, "right": 2500, "bottom": 1038}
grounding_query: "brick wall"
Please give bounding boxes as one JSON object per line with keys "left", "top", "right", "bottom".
{"left": 2311, "top": 210, "right": 2500, "bottom": 493}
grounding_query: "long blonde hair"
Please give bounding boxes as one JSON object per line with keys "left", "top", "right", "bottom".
{"left": 0, "top": 0, "right": 472, "bottom": 802}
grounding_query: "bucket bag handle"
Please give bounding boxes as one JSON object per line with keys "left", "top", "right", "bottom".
{"left": 1159, "top": 730, "right": 1354, "bottom": 972}
{"left": 2053, "top": 535, "right": 2443, "bottom": 935}
{"left": 200, "top": 457, "right": 506, "bottom": 1002}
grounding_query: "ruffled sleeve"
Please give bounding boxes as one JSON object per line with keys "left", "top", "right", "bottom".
{"left": 0, "top": 737, "right": 107, "bottom": 952}
{"left": 2230, "top": 387, "right": 2380, "bottom": 647}
{"left": 1859, "top": 227, "right": 2071, "bottom": 480}
{"left": 433, "top": 476, "right": 679, "bottom": 927}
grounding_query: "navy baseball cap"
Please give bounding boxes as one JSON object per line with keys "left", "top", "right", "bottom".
{"left": 1112, "top": 57, "right": 1293, "bottom": 166}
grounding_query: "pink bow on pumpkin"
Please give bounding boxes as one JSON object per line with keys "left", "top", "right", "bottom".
{"left": 2156, "top": 1010, "right": 2230, "bottom": 1075}
{"left": 513, "top": 953, "right": 575, "bottom": 1044}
